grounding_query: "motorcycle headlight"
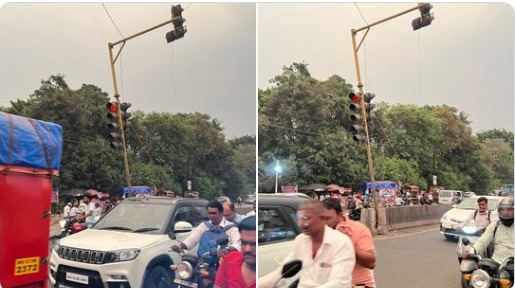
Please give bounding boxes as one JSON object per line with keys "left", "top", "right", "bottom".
{"left": 462, "top": 226, "right": 478, "bottom": 234}
{"left": 470, "top": 269, "right": 491, "bottom": 288}
{"left": 106, "top": 249, "right": 140, "bottom": 263}
{"left": 176, "top": 261, "right": 194, "bottom": 279}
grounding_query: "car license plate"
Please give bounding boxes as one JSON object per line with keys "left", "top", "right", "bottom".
{"left": 174, "top": 278, "right": 198, "bottom": 288}
{"left": 14, "top": 256, "right": 39, "bottom": 276}
{"left": 66, "top": 272, "right": 89, "bottom": 284}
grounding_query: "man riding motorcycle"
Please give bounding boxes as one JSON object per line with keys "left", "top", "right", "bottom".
{"left": 463, "top": 197, "right": 514, "bottom": 265}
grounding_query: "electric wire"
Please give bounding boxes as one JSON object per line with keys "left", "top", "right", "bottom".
{"left": 101, "top": 3, "right": 125, "bottom": 98}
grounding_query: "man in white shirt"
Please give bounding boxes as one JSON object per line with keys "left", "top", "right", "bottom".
{"left": 259, "top": 200, "right": 355, "bottom": 288}
{"left": 223, "top": 201, "right": 246, "bottom": 224}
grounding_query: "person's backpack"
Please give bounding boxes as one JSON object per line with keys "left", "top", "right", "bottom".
{"left": 473, "top": 210, "right": 491, "bottom": 224}
{"left": 197, "top": 221, "right": 236, "bottom": 260}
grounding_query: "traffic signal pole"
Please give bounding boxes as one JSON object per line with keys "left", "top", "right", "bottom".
{"left": 350, "top": 3, "right": 432, "bottom": 232}
{"left": 107, "top": 9, "right": 185, "bottom": 196}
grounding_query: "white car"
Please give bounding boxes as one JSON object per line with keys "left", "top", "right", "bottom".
{"left": 49, "top": 196, "right": 208, "bottom": 288}
{"left": 440, "top": 195, "right": 502, "bottom": 240}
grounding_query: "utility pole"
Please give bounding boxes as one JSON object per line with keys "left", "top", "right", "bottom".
{"left": 107, "top": 5, "right": 187, "bottom": 196}
{"left": 350, "top": 3, "right": 434, "bottom": 230}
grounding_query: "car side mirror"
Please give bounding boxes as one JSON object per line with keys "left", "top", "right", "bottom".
{"left": 173, "top": 221, "right": 193, "bottom": 233}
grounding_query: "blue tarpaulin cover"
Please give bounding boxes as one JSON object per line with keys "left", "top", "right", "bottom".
{"left": 0, "top": 112, "right": 63, "bottom": 170}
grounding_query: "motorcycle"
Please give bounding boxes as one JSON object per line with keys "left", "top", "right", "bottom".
{"left": 273, "top": 260, "right": 302, "bottom": 288}
{"left": 49, "top": 216, "right": 87, "bottom": 251}
{"left": 170, "top": 238, "right": 229, "bottom": 288}
{"left": 469, "top": 256, "right": 514, "bottom": 288}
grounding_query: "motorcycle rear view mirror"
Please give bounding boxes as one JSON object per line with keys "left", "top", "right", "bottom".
{"left": 281, "top": 260, "right": 302, "bottom": 278}
{"left": 462, "top": 237, "right": 470, "bottom": 246}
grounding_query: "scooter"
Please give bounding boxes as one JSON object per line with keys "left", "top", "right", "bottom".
{"left": 456, "top": 221, "right": 488, "bottom": 288}
{"left": 49, "top": 216, "right": 87, "bottom": 251}
{"left": 170, "top": 238, "right": 229, "bottom": 288}
{"left": 469, "top": 256, "right": 513, "bottom": 288}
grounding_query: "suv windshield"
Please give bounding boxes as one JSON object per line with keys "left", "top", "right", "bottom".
{"left": 93, "top": 199, "right": 173, "bottom": 233}
{"left": 456, "top": 197, "right": 500, "bottom": 211}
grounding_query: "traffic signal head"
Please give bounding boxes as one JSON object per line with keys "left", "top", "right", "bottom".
{"left": 167, "top": 5, "right": 187, "bottom": 43}
{"left": 412, "top": 3, "right": 434, "bottom": 31}
{"left": 171, "top": 5, "right": 185, "bottom": 29}
{"left": 166, "top": 27, "right": 187, "bottom": 43}
{"left": 348, "top": 91, "right": 365, "bottom": 142}
{"left": 106, "top": 101, "right": 122, "bottom": 149}
{"left": 120, "top": 102, "right": 132, "bottom": 126}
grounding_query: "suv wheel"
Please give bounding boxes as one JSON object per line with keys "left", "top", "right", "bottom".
{"left": 143, "top": 265, "right": 174, "bottom": 288}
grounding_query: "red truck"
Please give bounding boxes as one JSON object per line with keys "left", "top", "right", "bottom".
{"left": 0, "top": 112, "right": 63, "bottom": 288}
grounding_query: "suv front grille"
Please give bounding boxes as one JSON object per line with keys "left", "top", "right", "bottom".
{"left": 59, "top": 246, "right": 109, "bottom": 264}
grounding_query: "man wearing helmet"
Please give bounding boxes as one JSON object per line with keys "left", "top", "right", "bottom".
{"left": 465, "top": 197, "right": 514, "bottom": 264}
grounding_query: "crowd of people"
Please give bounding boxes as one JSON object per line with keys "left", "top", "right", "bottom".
{"left": 61, "top": 194, "right": 121, "bottom": 227}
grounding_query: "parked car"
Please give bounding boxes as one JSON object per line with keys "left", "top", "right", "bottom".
{"left": 244, "top": 194, "right": 256, "bottom": 204}
{"left": 49, "top": 196, "right": 208, "bottom": 288}
{"left": 438, "top": 190, "right": 464, "bottom": 204}
{"left": 440, "top": 195, "right": 502, "bottom": 240}
{"left": 257, "top": 193, "right": 309, "bottom": 277}
{"left": 463, "top": 191, "right": 476, "bottom": 198}
{"left": 217, "top": 196, "right": 231, "bottom": 203}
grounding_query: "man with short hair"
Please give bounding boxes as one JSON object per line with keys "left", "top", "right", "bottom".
{"left": 172, "top": 199, "right": 241, "bottom": 287}
{"left": 223, "top": 201, "right": 246, "bottom": 224}
{"left": 473, "top": 196, "right": 497, "bottom": 229}
{"left": 246, "top": 200, "right": 256, "bottom": 217}
{"left": 259, "top": 200, "right": 355, "bottom": 288}
{"left": 323, "top": 198, "right": 377, "bottom": 288}
{"left": 215, "top": 216, "right": 256, "bottom": 288}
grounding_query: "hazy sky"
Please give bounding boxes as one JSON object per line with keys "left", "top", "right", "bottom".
{"left": 0, "top": 3, "right": 256, "bottom": 139}
{"left": 258, "top": 3, "right": 514, "bottom": 134}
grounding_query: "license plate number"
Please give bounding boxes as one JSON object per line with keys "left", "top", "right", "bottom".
{"left": 174, "top": 278, "right": 198, "bottom": 288}
{"left": 66, "top": 272, "right": 89, "bottom": 284}
{"left": 14, "top": 257, "right": 39, "bottom": 276}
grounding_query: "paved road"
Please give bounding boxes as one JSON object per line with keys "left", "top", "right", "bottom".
{"left": 375, "top": 226, "right": 461, "bottom": 288}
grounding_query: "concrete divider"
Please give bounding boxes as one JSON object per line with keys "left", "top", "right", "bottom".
{"left": 360, "top": 204, "right": 453, "bottom": 235}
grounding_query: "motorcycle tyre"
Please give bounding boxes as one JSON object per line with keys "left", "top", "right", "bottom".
{"left": 460, "top": 272, "right": 471, "bottom": 288}
{"left": 143, "top": 265, "right": 174, "bottom": 288}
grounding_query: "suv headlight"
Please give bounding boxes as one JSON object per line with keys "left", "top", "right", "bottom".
{"left": 441, "top": 214, "right": 450, "bottom": 222}
{"left": 176, "top": 261, "right": 194, "bottom": 279}
{"left": 106, "top": 249, "right": 141, "bottom": 263}
{"left": 470, "top": 269, "right": 490, "bottom": 288}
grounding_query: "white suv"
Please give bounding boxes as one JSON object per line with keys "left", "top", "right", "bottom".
{"left": 49, "top": 196, "right": 208, "bottom": 288}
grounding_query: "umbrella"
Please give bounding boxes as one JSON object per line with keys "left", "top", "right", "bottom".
{"left": 327, "top": 184, "right": 341, "bottom": 192}
{"left": 60, "top": 188, "right": 88, "bottom": 197}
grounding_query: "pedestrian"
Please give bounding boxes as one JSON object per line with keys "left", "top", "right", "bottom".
{"left": 259, "top": 199, "right": 355, "bottom": 287}
{"left": 214, "top": 216, "right": 256, "bottom": 288}
{"left": 237, "top": 196, "right": 243, "bottom": 208}
{"left": 63, "top": 201, "right": 71, "bottom": 218}
{"left": 246, "top": 200, "right": 256, "bottom": 217}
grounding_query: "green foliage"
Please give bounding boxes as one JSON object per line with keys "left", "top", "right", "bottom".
{"left": 1, "top": 75, "right": 254, "bottom": 199}
{"left": 259, "top": 63, "right": 513, "bottom": 194}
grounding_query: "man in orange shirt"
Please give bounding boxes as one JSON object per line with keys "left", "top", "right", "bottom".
{"left": 323, "top": 198, "right": 376, "bottom": 288}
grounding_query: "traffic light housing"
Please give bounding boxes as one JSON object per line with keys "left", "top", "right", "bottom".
{"left": 166, "top": 4, "right": 187, "bottom": 43}
{"left": 364, "top": 92, "right": 376, "bottom": 122}
{"left": 106, "top": 101, "right": 122, "bottom": 150}
{"left": 412, "top": 3, "right": 434, "bottom": 31}
{"left": 120, "top": 102, "right": 132, "bottom": 128}
{"left": 349, "top": 92, "right": 365, "bottom": 142}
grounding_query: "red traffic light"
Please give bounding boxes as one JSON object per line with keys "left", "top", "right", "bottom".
{"left": 106, "top": 102, "right": 118, "bottom": 112}
{"left": 349, "top": 92, "right": 361, "bottom": 104}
